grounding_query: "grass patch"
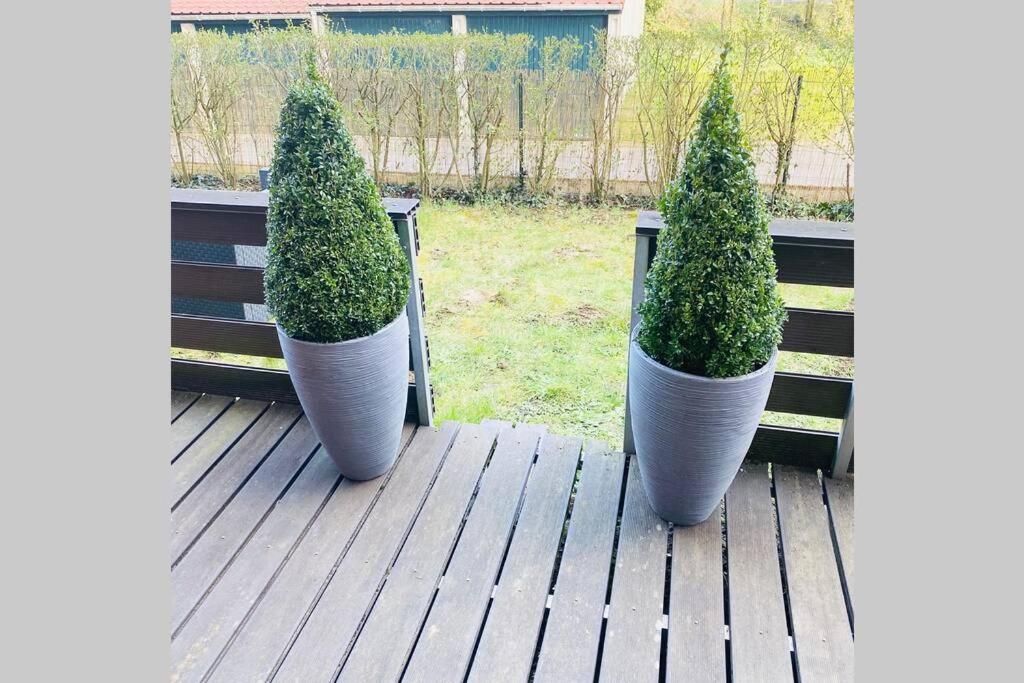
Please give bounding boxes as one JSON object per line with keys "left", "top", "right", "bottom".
{"left": 417, "top": 200, "right": 853, "bottom": 444}
{"left": 419, "top": 201, "right": 636, "bottom": 442}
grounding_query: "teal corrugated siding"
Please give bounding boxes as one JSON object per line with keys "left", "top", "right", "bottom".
{"left": 466, "top": 13, "right": 608, "bottom": 69}
{"left": 328, "top": 13, "right": 452, "bottom": 35}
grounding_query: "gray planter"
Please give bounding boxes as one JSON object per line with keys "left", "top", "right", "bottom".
{"left": 277, "top": 311, "right": 410, "bottom": 480}
{"left": 628, "top": 326, "right": 778, "bottom": 525}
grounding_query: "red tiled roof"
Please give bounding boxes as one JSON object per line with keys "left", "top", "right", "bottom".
{"left": 171, "top": 1, "right": 309, "bottom": 16}
{"left": 171, "top": 0, "right": 622, "bottom": 16}
{"left": 315, "top": 0, "right": 622, "bottom": 5}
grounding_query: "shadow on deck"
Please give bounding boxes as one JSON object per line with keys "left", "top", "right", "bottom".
{"left": 170, "top": 390, "right": 854, "bottom": 683}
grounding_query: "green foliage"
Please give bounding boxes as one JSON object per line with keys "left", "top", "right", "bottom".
{"left": 636, "top": 59, "right": 786, "bottom": 378}
{"left": 169, "top": 8, "right": 854, "bottom": 201}
{"left": 634, "top": 29, "right": 716, "bottom": 196}
{"left": 184, "top": 29, "right": 246, "bottom": 187}
{"left": 462, "top": 33, "right": 530, "bottom": 194}
{"left": 765, "top": 193, "right": 853, "bottom": 222}
{"left": 525, "top": 36, "right": 583, "bottom": 194}
{"left": 394, "top": 32, "right": 462, "bottom": 196}
{"left": 645, "top": 0, "right": 668, "bottom": 26}
{"left": 264, "top": 61, "right": 410, "bottom": 343}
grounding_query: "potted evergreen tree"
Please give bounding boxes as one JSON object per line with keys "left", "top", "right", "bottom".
{"left": 629, "top": 57, "right": 787, "bottom": 525}
{"left": 265, "top": 58, "right": 411, "bottom": 480}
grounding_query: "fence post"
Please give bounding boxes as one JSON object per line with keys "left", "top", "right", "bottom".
{"left": 623, "top": 228, "right": 653, "bottom": 454}
{"left": 829, "top": 386, "right": 854, "bottom": 478}
{"left": 517, "top": 72, "right": 526, "bottom": 192}
{"left": 393, "top": 207, "right": 434, "bottom": 427}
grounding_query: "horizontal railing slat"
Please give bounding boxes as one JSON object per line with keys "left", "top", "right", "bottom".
{"left": 646, "top": 239, "right": 853, "bottom": 289}
{"left": 172, "top": 206, "right": 269, "bottom": 246}
{"left": 636, "top": 211, "right": 854, "bottom": 247}
{"left": 640, "top": 212, "right": 854, "bottom": 288}
{"left": 766, "top": 373, "right": 851, "bottom": 418}
{"left": 172, "top": 276, "right": 853, "bottom": 358}
{"left": 747, "top": 425, "right": 838, "bottom": 470}
{"left": 171, "top": 188, "right": 419, "bottom": 246}
{"left": 171, "top": 314, "right": 418, "bottom": 370}
{"left": 171, "top": 358, "right": 419, "bottom": 421}
{"left": 772, "top": 243, "right": 854, "bottom": 288}
{"left": 780, "top": 308, "right": 854, "bottom": 357}
{"left": 172, "top": 315, "right": 281, "bottom": 357}
{"left": 172, "top": 261, "right": 265, "bottom": 303}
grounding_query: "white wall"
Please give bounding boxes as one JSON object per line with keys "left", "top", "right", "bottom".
{"left": 619, "top": 0, "right": 647, "bottom": 38}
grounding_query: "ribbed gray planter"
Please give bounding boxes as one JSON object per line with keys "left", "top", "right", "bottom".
{"left": 628, "top": 326, "right": 777, "bottom": 525}
{"left": 277, "top": 311, "right": 409, "bottom": 481}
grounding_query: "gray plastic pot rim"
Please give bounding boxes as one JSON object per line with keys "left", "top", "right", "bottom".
{"left": 275, "top": 309, "right": 407, "bottom": 348}
{"left": 630, "top": 323, "right": 779, "bottom": 385}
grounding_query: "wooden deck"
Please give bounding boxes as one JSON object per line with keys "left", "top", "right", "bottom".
{"left": 170, "top": 391, "right": 854, "bottom": 683}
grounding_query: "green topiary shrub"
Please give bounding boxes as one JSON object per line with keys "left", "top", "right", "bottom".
{"left": 636, "top": 56, "right": 786, "bottom": 378}
{"left": 265, "top": 57, "right": 410, "bottom": 343}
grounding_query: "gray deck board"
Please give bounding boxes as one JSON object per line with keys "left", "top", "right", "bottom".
{"left": 167, "top": 393, "right": 854, "bottom": 683}
{"left": 666, "top": 502, "right": 726, "bottom": 683}
{"left": 338, "top": 422, "right": 502, "bottom": 683}
{"left": 224, "top": 423, "right": 459, "bottom": 683}
{"left": 170, "top": 394, "right": 233, "bottom": 460}
{"left": 599, "top": 456, "right": 669, "bottom": 683}
{"left": 775, "top": 467, "right": 855, "bottom": 683}
{"left": 268, "top": 423, "right": 460, "bottom": 681}
{"left": 170, "top": 403, "right": 301, "bottom": 561}
{"left": 533, "top": 441, "right": 624, "bottom": 683}
{"left": 173, "top": 422, "right": 415, "bottom": 681}
{"left": 169, "top": 417, "right": 322, "bottom": 628}
{"left": 170, "top": 448, "right": 343, "bottom": 682}
{"left": 401, "top": 424, "right": 545, "bottom": 683}
{"left": 824, "top": 476, "right": 855, "bottom": 621}
{"left": 171, "top": 391, "right": 200, "bottom": 421}
{"left": 467, "top": 434, "right": 584, "bottom": 682}
{"left": 170, "top": 399, "right": 267, "bottom": 504}
{"left": 725, "top": 463, "right": 793, "bottom": 683}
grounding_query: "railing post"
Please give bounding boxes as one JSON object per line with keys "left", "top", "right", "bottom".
{"left": 829, "top": 386, "right": 854, "bottom": 478}
{"left": 623, "top": 229, "right": 653, "bottom": 454}
{"left": 394, "top": 208, "right": 435, "bottom": 427}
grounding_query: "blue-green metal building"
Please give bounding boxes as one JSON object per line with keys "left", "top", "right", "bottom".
{"left": 171, "top": 1, "right": 645, "bottom": 69}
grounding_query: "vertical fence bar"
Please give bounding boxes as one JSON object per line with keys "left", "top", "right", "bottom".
{"left": 394, "top": 208, "right": 435, "bottom": 426}
{"left": 829, "top": 387, "right": 854, "bottom": 478}
{"left": 623, "top": 231, "right": 653, "bottom": 454}
{"left": 517, "top": 72, "right": 526, "bottom": 192}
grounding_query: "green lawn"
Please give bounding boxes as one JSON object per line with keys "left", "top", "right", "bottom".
{"left": 173, "top": 200, "right": 854, "bottom": 446}
{"left": 416, "top": 201, "right": 853, "bottom": 445}
{"left": 418, "top": 202, "right": 637, "bottom": 444}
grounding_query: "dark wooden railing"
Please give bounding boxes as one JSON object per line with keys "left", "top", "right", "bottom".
{"left": 170, "top": 188, "right": 434, "bottom": 426}
{"left": 625, "top": 212, "right": 854, "bottom": 477}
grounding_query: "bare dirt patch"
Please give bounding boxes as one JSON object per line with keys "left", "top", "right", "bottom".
{"left": 553, "top": 244, "right": 595, "bottom": 260}
{"left": 562, "top": 304, "right": 605, "bottom": 325}
{"left": 457, "top": 289, "right": 492, "bottom": 307}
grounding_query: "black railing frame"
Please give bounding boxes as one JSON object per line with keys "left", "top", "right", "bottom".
{"left": 170, "top": 188, "right": 434, "bottom": 426}
{"left": 624, "top": 211, "right": 855, "bottom": 477}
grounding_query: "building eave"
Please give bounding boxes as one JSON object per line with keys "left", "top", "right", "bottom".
{"left": 172, "top": 13, "right": 310, "bottom": 21}
{"left": 311, "top": 5, "right": 621, "bottom": 13}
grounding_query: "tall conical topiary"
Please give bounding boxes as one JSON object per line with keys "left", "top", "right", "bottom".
{"left": 636, "top": 55, "right": 786, "bottom": 378}
{"left": 265, "top": 56, "right": 409, "bottom": 343}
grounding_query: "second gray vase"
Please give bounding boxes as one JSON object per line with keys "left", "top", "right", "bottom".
{"left": 277, "top": 310, "right": 409, "bottom": 480}
{"left": 628, "top": 326, "right": 778, "bottom": 525}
